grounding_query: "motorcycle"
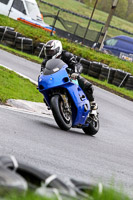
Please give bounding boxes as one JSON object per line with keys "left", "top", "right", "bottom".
{"left": 38, "top": 59, "right": 99, "bottom": 136}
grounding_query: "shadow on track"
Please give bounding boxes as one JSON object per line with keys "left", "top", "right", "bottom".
{"left": 36, "top": 118, "right": 96, "bottom": 138}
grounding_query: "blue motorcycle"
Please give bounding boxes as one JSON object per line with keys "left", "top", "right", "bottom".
{"left": 38, "top": 59, "right": 99, "bottom": 136}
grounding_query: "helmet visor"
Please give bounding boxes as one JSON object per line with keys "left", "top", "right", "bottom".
{"left": 45, "top": 46, "right": 60, "bottom": 59}
{"left": 46, "top": 49, "right": 55, "bottom": 56}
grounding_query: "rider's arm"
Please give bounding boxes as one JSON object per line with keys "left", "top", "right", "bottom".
{"left": 62, "top": 51, "right": 83, "bottom": 74}
{"left": 40, "top": 59, "right": 47, "bottom": 72}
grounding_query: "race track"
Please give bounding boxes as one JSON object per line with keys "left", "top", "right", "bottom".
{"left": 0, "top": 49, "right": 133, "bottom": 195}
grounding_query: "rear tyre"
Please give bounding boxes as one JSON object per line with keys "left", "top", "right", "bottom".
{"left": 82, "top": 116, "right": 99, "bottom": 136}
{"left": 50, "top": 95, "right": 72, "bottom": 131}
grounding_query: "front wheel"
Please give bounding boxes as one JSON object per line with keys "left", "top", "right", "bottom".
{"left": 82, "top": 115, "right": 99, "bottom": 136}
{"left": 50, "top": 95, "right": 72, "bottom": 131}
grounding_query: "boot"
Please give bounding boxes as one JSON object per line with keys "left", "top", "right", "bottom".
{"left": 89, "top": 101, "right": 98, "bottom": 117}
{"left": 86, "top": 101, "right": 98, "bottom": 124}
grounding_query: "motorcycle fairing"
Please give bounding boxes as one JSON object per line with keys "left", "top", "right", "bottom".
{"left": 38, "top": 62, "right": 90, "bottom": 127}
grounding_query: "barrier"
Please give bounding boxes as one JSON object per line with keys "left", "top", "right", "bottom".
{"left": 124, "top": 76, "right": 133, "bottom": 90}
{"left": 112, "top": 70, "right": 130, "bottom": 87}
{"left": 34, "top": 42, "right": 45, "bottom": 58}
{"left": 0, "top": 26, "right": 133, "bottom": 91}
{"left": 15, "top": 37, "right": 33, "bottom": 54}
{"left": 88, "top": 62, "right": 102, "bottom": 79}
{"left": 99, "top": 64, "right": 109, "bottom": 81}
{"left": 80, "top": 59, "right": 91, "bottom": 75}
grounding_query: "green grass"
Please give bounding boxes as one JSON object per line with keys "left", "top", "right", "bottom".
{"left": 0, "top": 14, "right": 52, "bottom": 44}
{"left": 92, "top": 186, "right": 130, "bottom": 200}
{"left": 0, "top": 191, "right": 54, "bottom": 200}
{"left": 1, "top": 186, "right": 131, "bottom": 200}
{"left": 37, "top": 0, "right": 133, "bottom": 38}
{"left": 0, "top": 66, "right": 43, "bottom": 103}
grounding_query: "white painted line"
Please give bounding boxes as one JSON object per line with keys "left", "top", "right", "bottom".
{"left": 0, "top": 64, "right": 38, "bottom": 85}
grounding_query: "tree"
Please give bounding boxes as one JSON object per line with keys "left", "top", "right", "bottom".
{"left": 127, "top": 13, "right": 133, "bottom": 22}
{"left": 75, "top": 0, "right": 84, "bottom": 2}
{"left": 115, "top": 0, "right": 128, "bottom": 19}
{"left": 83, "top": 0, "right": 130, "bottom": 21}
{"left": 97, "top": 0, "right": 112, "bottom": 13}
{"left": 126, "top": 0, "right": 133, "bottom": 19}
{"left": 83, "top": 0, "right": 98, "bottom": 8}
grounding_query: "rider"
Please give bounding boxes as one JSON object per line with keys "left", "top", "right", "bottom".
{"left": 40, "top": 40, "right": 98, "bottom": 112}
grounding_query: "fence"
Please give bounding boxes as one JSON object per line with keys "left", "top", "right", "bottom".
{"left": 38, "top": 0, "right": 105, "bottom": 47}
{"left": 43, "top": 12, "right": 102, "bottom": 46}
{"left": 38, "top": 0, "right": 133, "bottom": 47}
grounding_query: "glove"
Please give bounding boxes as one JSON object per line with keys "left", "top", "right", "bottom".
{"left": 71, "top": 73, "right": 79, "bottom": 80}
{"left": 74, "top": 63, "right": 83, "bottom": 74}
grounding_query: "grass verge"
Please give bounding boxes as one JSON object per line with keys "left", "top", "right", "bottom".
{"left": 0, "top": 66, "right": 43, "bottom": 103}
{"left": 4, "top": 192, "right": 53, "bottom": 200}
{"left": 1, "top": 186, "right": 131, "bottom": 200}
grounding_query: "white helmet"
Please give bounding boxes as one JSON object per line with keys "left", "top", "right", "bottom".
{"left": 44, "top": 40, "right": 62, "bottom": 59}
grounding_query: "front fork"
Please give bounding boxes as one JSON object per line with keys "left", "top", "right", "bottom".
{"left": 60, "top": 94, "right": 71, "bottom": 115}
{"left": 43, "top": 90, "right": 72, "bottom": 114}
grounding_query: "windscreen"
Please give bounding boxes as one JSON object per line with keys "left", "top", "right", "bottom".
{"left": 43, "top": 59, "right": 66, "bottom": 75}
{"left": 25, "top": 1, "right": 43, "bottom": 22}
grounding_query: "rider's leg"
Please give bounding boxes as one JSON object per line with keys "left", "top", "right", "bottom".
{"left": 78, "top": 76, "right": 98, "bottom": 110}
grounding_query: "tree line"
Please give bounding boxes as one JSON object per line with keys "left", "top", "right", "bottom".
{"left": 76, "top": 0, "right": 133, "bottom": 23}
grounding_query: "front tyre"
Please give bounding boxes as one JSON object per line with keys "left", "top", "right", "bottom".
{"left": 82, "top": 116, "right": 99, "bottom": 136}
{"left": 50, "top": 95, "right": 72, "bottom": 131}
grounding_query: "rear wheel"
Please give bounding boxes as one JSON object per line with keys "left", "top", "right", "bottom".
{"left": 50, "top": 95, "right": 72, "bottom": 131}
{"left": 82, "top": 115, "right": 99, "bottom": 136}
